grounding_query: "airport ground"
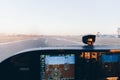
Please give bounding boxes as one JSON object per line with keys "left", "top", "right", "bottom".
{"left": 0, "top": 34, "right": 120, "bottom": 62}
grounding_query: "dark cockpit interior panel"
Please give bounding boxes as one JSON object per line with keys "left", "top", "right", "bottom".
{"left": 0, "top": 49, "right": 120, "bottom": 80}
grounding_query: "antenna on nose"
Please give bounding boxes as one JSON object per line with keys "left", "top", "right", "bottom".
{"left": 82, "top": 35, "right": 96, "bottom": 46}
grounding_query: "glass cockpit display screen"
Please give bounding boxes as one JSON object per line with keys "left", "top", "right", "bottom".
{"left": 102, "top": 54, "right": 120, "bottom": 63}
{"left": 40, "top": 54, "right": 75, "bottom": 80}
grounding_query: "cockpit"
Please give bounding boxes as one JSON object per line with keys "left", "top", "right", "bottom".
{"left": 0, "top": 35, "right": 120, "bottom": 80}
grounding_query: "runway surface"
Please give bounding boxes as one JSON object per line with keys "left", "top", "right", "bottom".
{"left": 0, "top": 36, "right": 120, "bottom": 62}
{"left": 0, "top": 36, "right": 82, "bottom": 62}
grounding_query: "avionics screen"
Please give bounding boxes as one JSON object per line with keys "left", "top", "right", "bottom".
{"left": 102, "top": 54, "right": 120, "bottom": 62}
{"left": 40, "top": 54, "right": 75, "bottom": 80}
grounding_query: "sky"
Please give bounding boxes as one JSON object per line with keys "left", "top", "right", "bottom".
{"left": 0, "top": 0, "right": 120, "bottom": 35}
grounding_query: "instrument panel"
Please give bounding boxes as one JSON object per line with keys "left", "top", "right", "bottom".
{"left": 0, "top": 49, "right": 120, "bottom": 80}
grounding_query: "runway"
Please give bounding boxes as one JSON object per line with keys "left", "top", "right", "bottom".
{"left": 0, "top": 36, "right": 120, "bottom": 62}
{"left": 0, "top": 36, "right": 82, "bottom": 62}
